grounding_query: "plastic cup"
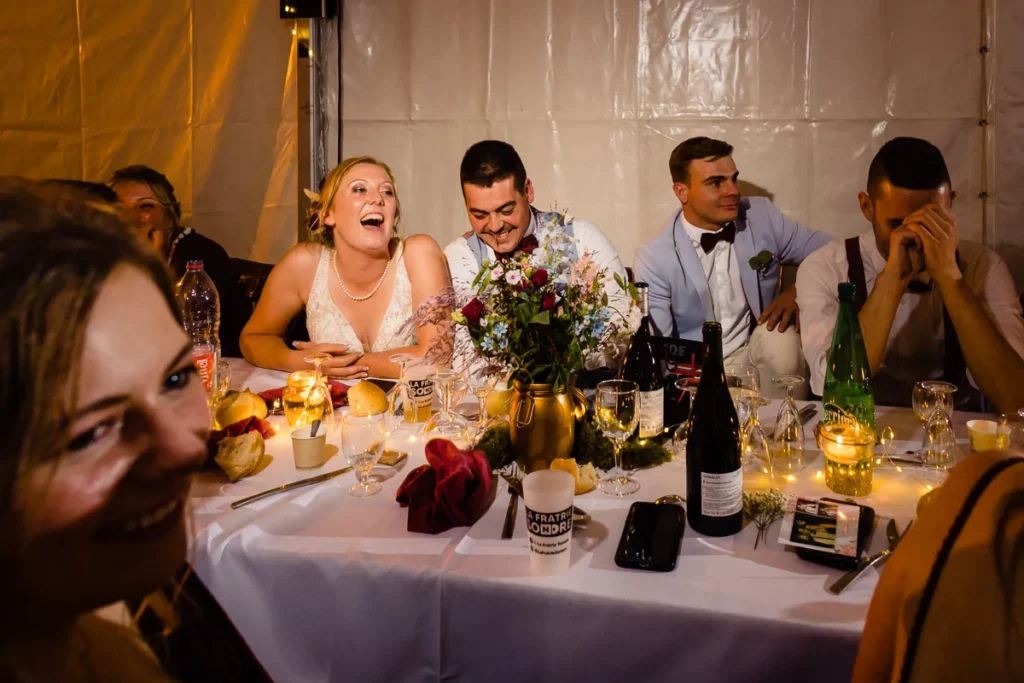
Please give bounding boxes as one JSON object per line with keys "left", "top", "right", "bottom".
{"left": 523, "top": 469, "right": 575, "bottom": 575}
{"left": 967, "top": 419, "right": 1008, "bottom": 452}
{"left": 291, "top": 424, "right": 327, "bottom": 470}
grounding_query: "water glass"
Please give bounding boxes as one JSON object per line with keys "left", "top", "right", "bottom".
{"left": 595, "top": 380, "right": 640, "bottom": 497}
{"left": 341, "top": 412, "right": 386, "bottom": 497}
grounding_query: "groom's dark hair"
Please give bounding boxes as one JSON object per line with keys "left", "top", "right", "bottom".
{"left": 670, "top": 137, "right": 734, "bottom": 184}
{"left": 460, "top": 140, "right": 528, "bottom": 194}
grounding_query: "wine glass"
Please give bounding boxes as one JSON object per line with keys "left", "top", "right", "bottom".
{"left": 741, "top": 395, "right": 773, "bottom": 478}
{"left": 595, "top": 380, "right": 641, "bottom": 497}
{"left": 671, "top": 377, "right": 700, "bottom": 464}
{"left": 771, "top": 374, "right": 808, "bottom": 475}
{"left": 912, "top": 380, "right": 956, "bottom": 425}
{"left": 468, "top": 372, "right": 500, "bottom": 438}
{"left": 299, "top": 353, "right": 334, "bottom": 432}
{"left": 726, "top": 365, "right": 759, "bottom": 428}
{"left": 422, "top": 370, "right": 472, "bottom": 448}
{"left": 341, "top": 412, "right": 386, "bottom": 496}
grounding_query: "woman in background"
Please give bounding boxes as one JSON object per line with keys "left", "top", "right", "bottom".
{"left": 0, "top": 180, "right": 265, "bottom": 681}
{"left": 240, "top": 156, "right": 454, "bottom": 379}
{"left": 108, "top": 165, "right": 232, "bottom": 298}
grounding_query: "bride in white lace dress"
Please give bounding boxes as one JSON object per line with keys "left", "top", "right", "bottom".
{"left": 240, "top": 157, "right": 454, "bottom": 379}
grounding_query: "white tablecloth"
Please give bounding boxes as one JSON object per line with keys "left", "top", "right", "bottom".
{"left": 190, "top": 359, "right": 977, "bottom": 682}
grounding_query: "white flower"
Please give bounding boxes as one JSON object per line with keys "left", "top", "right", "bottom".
{"left": 505, "top": 270, "right": 524, "bottom": 286}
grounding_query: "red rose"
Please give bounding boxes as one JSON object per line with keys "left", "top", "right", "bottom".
{"left": 531, "top": 269, "right": 549, "bottom": 288}
{"left": 518, "top": 234, "right": 539, "bottom": 254}
{"left": 461, "top": 297, "right": 485, "bottom": 325}
{"left": 541, "top": 292, "right": 557, "bottom": 311}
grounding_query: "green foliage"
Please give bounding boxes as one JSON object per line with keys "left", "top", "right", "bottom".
{"left": 474, "top": 417, "right": 672, "bottom": 473}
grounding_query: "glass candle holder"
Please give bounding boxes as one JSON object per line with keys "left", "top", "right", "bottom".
{"left": 282, "top": 370, "right": 326, "bottom": 428}
{"left": 820, "top": 421, "right": 875, "bottom": 497}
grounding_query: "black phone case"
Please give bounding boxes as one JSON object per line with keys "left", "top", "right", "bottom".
{"left": 794, "top": 498, "right": 876, "bottom": 570}
{"left": 615, "top": 502, "right": 686, "bottom": 572}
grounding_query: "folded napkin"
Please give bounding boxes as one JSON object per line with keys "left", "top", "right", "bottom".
{"left": 258, "top": 381, "right": 348, "bottom": 409}
{"left": 396, "top": 439, "right": 496, "bottom": 534}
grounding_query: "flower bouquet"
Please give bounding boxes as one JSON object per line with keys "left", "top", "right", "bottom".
{"left": 452, "top": 213, "right": 633, "bottom": 471}
{"left": 452, "top": 215, "right": 631, "bottom": 391}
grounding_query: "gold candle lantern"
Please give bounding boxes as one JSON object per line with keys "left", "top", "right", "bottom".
{"left": 282, "top": 370, "right": 327, "bottom": 428}
{"left": 820, "top": 421, "right": 875, "bottom": 497}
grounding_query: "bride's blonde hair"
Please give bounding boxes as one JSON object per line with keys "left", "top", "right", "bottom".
{"left": 309, "top": 156, "right": 402, "bottom": 248}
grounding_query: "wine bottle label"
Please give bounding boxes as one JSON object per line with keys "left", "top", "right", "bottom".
{"left": 700, "top": 469, "right": 742, "bottom": 517}
{"left": 638, "top": 388, "right": 664, "bottom": 438}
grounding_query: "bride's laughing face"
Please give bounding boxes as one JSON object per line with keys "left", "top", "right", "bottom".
{"left": 325, "top": 163, "right": 399, "bottom": 253}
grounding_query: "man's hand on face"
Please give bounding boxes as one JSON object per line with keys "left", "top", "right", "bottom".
{"left": 883, "top": 226, "right": 925, "bottom": 282}
{"left": 758, "top": 286, "right": 800, "bottom": 333}
{"left": 903, "top": 204, "right": 961, "bottom": 285}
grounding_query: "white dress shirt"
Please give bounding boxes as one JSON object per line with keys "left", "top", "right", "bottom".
{"left": 796, "top": 233, "right": 1024, "bottom": 406}
{"left": 445, "top": 209, "right": 635, "bottom": 377}
{"left": 680, "top": 217, "right": 754, "bottom": 360}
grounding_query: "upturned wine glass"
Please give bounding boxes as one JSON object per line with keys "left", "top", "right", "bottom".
{"left": 772, "top": 374, "right": 808, "bottom": 474}
{"left": 741, "top": 395, "right": 773, "bottom": 478}
{"left": 596, "top": 380, "right": 641, "bottom": 497}
{"left": 341, "top": 412, "right": 386, "bottom": 497}
{"left": 301, "top": 352, "right": 334, "bottom": 433}
{"left": 726, "top": 365, "right": 759, "bottom": 428}
{"left": 671, "top": 377, "right": 700, "bottom": 464}
{"left": 422, "top": 370, "right": 472, "bottom": 448}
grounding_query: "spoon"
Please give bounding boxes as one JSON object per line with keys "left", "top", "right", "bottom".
{"left": 310, "top": 419, "right": 321, "bottom": 438}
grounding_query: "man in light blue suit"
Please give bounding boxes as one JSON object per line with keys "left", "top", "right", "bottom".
{"left": 634, "top": 137, "right": 833, "bottom": 398}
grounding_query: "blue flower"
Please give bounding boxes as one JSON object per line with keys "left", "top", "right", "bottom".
{"left": 493, "top": 322, "right": 508, "bottom": 337}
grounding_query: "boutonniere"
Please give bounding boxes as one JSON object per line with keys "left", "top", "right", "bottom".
{"left": 747, "top": 250, "right": 778, "bottom": 311}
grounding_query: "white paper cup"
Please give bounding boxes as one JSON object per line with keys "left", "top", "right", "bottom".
{"left": 967, "top": 419, "right": 1009, "bottom": 452}
{"left": 291, "top": 424, "right": 327, "bottom": 470}
{"left": 523, "top": 469, "right": 575, "bottom": 575}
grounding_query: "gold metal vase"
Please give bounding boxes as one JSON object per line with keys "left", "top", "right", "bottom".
{"left": 509, "top": 380, "right": 587, "bottom": 473}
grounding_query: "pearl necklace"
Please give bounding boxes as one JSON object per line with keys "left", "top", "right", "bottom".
{"left": 332, "top": 248, "right": 391, "bottom": 301}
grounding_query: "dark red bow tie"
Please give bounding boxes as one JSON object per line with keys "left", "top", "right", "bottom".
{"left": 699, "top": 223, "right": 736, "bottom": 253}
{"left": 495, "top": 233, "right": 539, "bottom": 261}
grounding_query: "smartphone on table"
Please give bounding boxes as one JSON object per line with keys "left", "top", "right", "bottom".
{"left": 615, "top": 502, "right": 686, "bottom": 572}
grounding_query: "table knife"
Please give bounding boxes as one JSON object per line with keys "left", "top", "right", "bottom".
{"left": 827, "top": 548, "right": 892, "bottom": 595}
{"left": 501, "top": 489, "right": 519, "bottom": 539}
{"left": 230, "top": 466, "right": 353, "bottom": 509}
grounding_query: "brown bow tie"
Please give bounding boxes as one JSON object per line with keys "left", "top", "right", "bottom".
{"left": 699, "top": 223, "right": 736, "bottom": 254}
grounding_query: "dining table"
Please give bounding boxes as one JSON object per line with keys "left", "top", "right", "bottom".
{"left": 190, "top": 359, "right": 976, "bottom": 683}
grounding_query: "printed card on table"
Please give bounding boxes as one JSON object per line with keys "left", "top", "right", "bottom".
{"left": 777, "top": 496, "right": 860, "bottom": 557}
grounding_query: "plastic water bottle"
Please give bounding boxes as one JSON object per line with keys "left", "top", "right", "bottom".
{"left": 176, "top": 260, "right": 221, "bottom": 393}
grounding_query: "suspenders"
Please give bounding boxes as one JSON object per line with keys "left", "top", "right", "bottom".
{"left": 843, "top": 237, "right": 965, "bottom": 385}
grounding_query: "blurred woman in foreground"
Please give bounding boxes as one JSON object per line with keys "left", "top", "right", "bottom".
{"left": 853, "top": 450, "right": 1024, "bottom": 682}
{"left": 0, "top": 180, "right": 230, "bottom": 680}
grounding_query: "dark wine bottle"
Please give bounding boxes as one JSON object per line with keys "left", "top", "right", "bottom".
{"left": 686, "top": 321, "right": 742, "bottom": 536}
{"left": 620, "top": 282, "right": 665, "bottom": 439}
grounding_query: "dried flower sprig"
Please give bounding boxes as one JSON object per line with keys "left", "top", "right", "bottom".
{"left": 743, "top": 488, "right": 786, "bottom": 549}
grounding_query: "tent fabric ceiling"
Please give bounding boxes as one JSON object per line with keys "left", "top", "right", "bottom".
{"left": 0, "top": 0, "right": 299, "bottom": 264}
{"left": 335, "top": 0, "right": 1020, "bottom": 284}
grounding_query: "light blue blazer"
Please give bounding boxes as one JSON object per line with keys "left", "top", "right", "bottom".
{"left": 633, "top": 197, "right": 834, "bottom": 340}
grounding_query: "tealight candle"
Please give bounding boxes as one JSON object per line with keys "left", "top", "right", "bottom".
{"left": 820, "top": 422, "right": 875, "bottom": 497}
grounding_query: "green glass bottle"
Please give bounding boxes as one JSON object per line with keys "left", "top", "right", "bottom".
{"left": 822, "top": 282, "right": 875, "bottom": 430}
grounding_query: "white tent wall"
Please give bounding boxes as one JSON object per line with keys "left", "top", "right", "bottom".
{"left": 0, "top": 0, "right": 299, "bottom": 264}
{"left": 995, "top": 0, "right": 1024, "bottom": 285}
{"left": 337, "top": 0, "right": 1021, "bottom": 283}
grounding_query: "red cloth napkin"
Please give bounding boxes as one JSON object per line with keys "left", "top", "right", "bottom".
{"left": 396, "top": 439, "right": 496, "bottom": 534}
{"left": 258, "top": 381, "right": 348, "bottom": 409}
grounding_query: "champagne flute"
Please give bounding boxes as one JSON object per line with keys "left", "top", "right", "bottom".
{"left": 596, "top": 380, "right": 641, "bottom": 497}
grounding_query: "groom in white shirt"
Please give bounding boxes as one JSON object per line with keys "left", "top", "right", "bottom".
{"left": 444, "top": 140, "right": 633, "bottom": 376}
